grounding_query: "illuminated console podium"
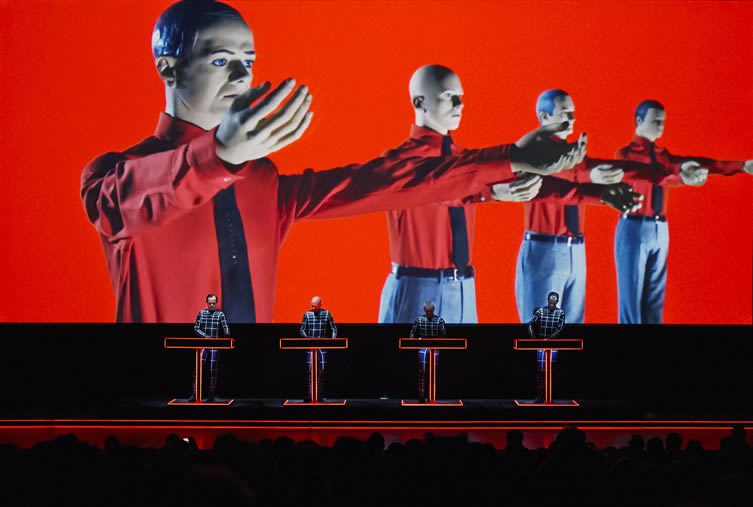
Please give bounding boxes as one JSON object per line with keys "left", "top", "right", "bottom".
{"left": 279, "top": 338, "right": 348, "bottom": 406}
{"left": 399, "top": 338, "right": 467, "bottom": 406}
{"left": 513, "top": 339, "right": 583, "bottom": 407}
{"left": 164, "top": 337, "right": 235, "bottom": 406}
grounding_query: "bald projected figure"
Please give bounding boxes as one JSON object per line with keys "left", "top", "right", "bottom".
{"left": 300, "top": 296, "right": 337, "bottom": 401}
{"left": 379, "top": 65, "right": 636, "bottom": 323}
{"left": 379, "top": 66, "right": 636, "bottom": 324}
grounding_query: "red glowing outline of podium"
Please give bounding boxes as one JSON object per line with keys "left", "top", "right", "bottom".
{"left": 164, "top": 337, "right": 235, "bottom": 406}
{"left": 513, "top": 338, "right": 583, "bottom": 407}
{"left": 279, "top": 338, "right": 348, "bottom": 406}
{"left": 399, "top": 337, "right": 467, "bottom": 406}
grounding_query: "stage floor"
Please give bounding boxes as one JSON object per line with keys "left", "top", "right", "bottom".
{"left": 2, "top": 398, "right": 752, "bottom": 450}
{"left": 4, "top": 396, "right": 753, "bottom": 420}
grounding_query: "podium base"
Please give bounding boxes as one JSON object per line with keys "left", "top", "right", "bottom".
{"left": 283, "top": 399, "right": 347, "bottom": 406}
{"left": 514, "top": 399, "right": 579, "bottom": 407}
{"left": 168, "top": 399, "right": 234, "bottom": 406}
{"left": 401, "top": 399, "right": 463, "bottom": 407}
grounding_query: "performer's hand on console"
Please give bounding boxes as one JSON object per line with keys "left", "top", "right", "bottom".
{"left": 216, "top": 79, "right": 313, "bottom": 165}
{"left": 590, "top": 164, "right": 624, "bottom": 184}
{"left": 491, "top": 174, "right": 542, "bottom": 202}
{"left": 679, "top": 161, "right": 709, "bottom": 187}
{"left": 600, "top": 183, "right": 643, "bottom": 213}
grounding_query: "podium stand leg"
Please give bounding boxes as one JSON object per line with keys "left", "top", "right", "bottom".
{"left": 402, "top": 351, "right": 462, "bottom": 406}
{"left": 515, "top": 350, "right": 578, "bottom": 407}
{"left": 169, "top": 349, "right": 234, "bottom": 406}
{"left": 284, "top": 349, "right": 346, "bottom": 406}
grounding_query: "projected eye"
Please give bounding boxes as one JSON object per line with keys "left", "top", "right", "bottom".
{"left": 243, "top": 59, "right": 254, "bottom": 68}
{"left": 211, "top": 58, "right": 228, "bottom": 67}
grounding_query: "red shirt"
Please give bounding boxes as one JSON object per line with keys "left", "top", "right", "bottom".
{"left": 523, "top": 135, "right": 663, "bottom": 236}
{"left": 616, "top": 135, "right": 744, "bottom": 218}
{"left": 522, "top": 156, "right": 612, "bottom": 236}
{"left": 386, "top": 126, "right": 604, "bottom": 268}
{"left": 81, "top": 114, "right": 516, "bottom": 322}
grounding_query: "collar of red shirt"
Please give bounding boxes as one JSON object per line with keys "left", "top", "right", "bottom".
{"left": 410, "top": 124, "right": 453, "bottom": 151}
{"left": 629, "top": 134, "right": 655, "bottom": 153}
{"left": 155, "top": 112, "right": 211, "bottom": 145}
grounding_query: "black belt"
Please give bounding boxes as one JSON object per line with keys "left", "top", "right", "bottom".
{"left": 623, "top": 214, "right": 667, "bottom": 222}
{"left": 524, "top": 232, "right": 584, "bottom": 245}
{"left": 392, "top": 264, "right": 475, "bottom": 280}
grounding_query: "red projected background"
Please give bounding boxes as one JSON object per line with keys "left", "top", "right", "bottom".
{"left": 1, "top": 0, "right": 751, "bottom": 323}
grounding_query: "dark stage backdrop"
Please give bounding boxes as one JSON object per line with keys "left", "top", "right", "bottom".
{"left": 1, "top": 0, "right": 751, "bottom": 323}
{"left": 2, "top": 324, "right": 752, "bottom": 413}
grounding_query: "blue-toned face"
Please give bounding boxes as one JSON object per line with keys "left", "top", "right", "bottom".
{"left": 637, "top": 107, "right": 666, "bottom": 142}
{"left": 540, "top": 95, "right": 575, "bottom": 139}
{"left": 172, "top": 18, "right": 255, "bottom": 125}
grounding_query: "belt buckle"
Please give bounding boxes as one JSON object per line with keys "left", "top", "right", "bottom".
{"left": 452, "top": 268, "right": 460, "bottom": 281}
{"left": 567, "top": 236, "right": 573, "bottom": 247}
{"left": 654, "top": 215, "right": 661, "bottom": 222}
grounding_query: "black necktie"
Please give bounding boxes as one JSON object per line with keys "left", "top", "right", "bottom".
{"left": 565, "top": 205, "right": 580, "bottom": 235}
{"left": 649, "top": 144, "right": 664, "bottom": 215}
{"left": 443, "top": 136, "right": 470, "bottom": 269}
{"left": 213, "top": 185, "right": 256, "bottom": 323}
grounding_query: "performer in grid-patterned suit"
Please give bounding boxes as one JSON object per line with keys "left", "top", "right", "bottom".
{"left": 528, "top": 291, "right": 565, "bottom": 402}
{"left": 409, "top": 300, "right": 447, "bottom": 402}
{"left": 300, "top": 296, "right": 337, "bottom": 401}
{"left": 191, "top": 293, "right": 230, "bottom": 401}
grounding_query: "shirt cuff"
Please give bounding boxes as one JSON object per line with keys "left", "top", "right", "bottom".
{"left": 475, "top": 144, "right": 515, "bottom": 182}
{"left": 186, "top": 130, "right": 249, "bottom": 187}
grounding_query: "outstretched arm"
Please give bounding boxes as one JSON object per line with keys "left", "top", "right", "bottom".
{"left": 278, "top": 122, "right": 590, "bottom": 223}
{"left": 82, "top": 133, "right": 247, "bottom": 240}
{"left": 666, "top": 150, "right": 749, "bottom": 177}
{"left": 81, "top": 81, "right": 311, "bottom": 241}
{"left": 279, "top": 144, "right": 517, "bottom": 222}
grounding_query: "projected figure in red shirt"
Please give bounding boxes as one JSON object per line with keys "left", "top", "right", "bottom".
{"left": 81, "top": 1, "right": 584, "bottom": 323}
{"left": 614, "top": 100, "right": 753, "bottom": 323}
{"left": 514, "top": 89, "right": 645, "bottom": 324}
{"left": 378, "top": 67, "right": 641, "bottom": 323}
{"left": 379, "top": 65, "right": 538, "bottom": 323}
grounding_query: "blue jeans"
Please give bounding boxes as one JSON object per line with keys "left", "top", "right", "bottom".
{"left": 515, "top": 234, "right": 586, "bottom": 324}
{"left": 614, "top": 217, "right": 669, "bottom": 324}
{"left": 378, "top": 269, "right": 478, "bottom": 323}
